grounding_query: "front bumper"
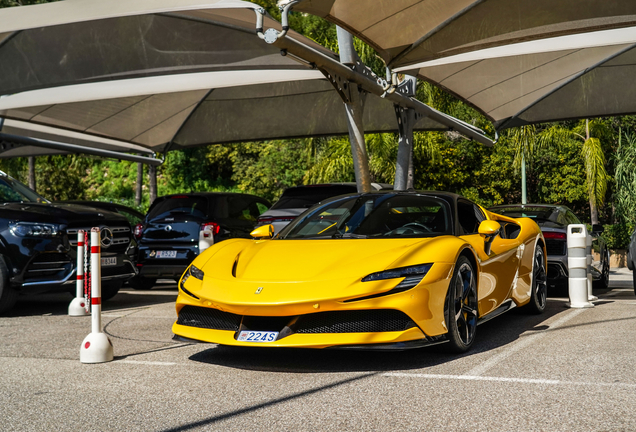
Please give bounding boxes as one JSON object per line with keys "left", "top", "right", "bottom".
{"left": 172, "top": 262, "right": 454, "bottom": 349}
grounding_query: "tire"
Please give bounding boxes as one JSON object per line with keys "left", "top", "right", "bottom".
{"left": 101, "top": 280, "right": 123, "bottom": 301}
{"left": 632, "top": 269, "right": 636, "bottom": 297}
{"left": 444, "top": 255, "right": 478, "bottom": 353}
{"left": 598, "top": 258, "right": 610, "bottom": 290}
{"left": 526, "top": 245, "right": 547, "bottom": 314}
{"left": 0, "top": 256, "right": 18, "bottom": 315}
{"left": 128, "top": 276, "right": 157, "bottom": 290}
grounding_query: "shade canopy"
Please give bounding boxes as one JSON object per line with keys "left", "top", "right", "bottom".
{"left": 397, "top": 27, "right": 636, "bottom": 129}
{"left": 0, "top": 0, "right": 490, "bottom": 160}
{"left": 294, "top": 0, "right": 636, "bottom": 70}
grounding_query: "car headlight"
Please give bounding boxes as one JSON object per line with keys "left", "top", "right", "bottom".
{"left": 179, "top": 264, "right": 204, "bottom": 299}
{"left": 362, "top": 263, "right": 432, "bottom": 290}
{"left": 9, "top": 222, "right": 61, "bottom": 238}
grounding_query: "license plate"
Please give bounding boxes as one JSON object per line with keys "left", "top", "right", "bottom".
{"left": 155, "top": 250, "right": 177, "bottom": 258}
{"left": 101, "top": 257, "right": 117, "bottom": 267}
{"left": 237, "top": 331, "right": 278, "bottom": 343}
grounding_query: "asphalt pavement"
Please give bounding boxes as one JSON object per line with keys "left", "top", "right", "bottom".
{"left": 1, "top": 272, "right": 635, "bottom": 431}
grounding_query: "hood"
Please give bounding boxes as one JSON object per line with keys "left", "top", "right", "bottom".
{"left": 0, "top": 202, "right": 127, "bottom": 225}
{"left": 202, "top": 237, "right": 458, "bottom": 283}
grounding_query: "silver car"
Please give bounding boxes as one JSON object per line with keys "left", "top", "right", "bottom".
{"left": 489, "top": 204, "right": 610, "bottom": 291}
{"left": 256, "top": 183, "right": 391, "bottom": 234}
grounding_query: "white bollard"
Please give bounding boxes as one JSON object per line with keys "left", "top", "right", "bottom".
{"left": 68, "top": 230, "right": 89, "bottom": 316}
{"left": 80, "top": 227, "right": 114, "bottom": 364}
{"left": 586, "top": 233, "right": 598, "bottom": 302}
{"left": 566, "top": 224, "right": 594, "bottom": 308}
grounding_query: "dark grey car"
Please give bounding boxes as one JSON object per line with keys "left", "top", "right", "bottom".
{"left": 489, "top": 204, "right": 610, "bottom": 291}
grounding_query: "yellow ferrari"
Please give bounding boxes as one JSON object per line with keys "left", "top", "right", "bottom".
{"left": 173, "top": 191, "right": 546, "bottom": 352}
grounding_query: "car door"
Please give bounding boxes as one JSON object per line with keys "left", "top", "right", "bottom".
{"left": 457, "top": 200, "right": 522, "bottom": 316}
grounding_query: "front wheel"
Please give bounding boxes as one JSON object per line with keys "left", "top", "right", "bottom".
{"left": 526, "top": 245, "right": 547, "bottom": 314}
{"left": 444, "top": 255, "right": 478, "bottom": 353}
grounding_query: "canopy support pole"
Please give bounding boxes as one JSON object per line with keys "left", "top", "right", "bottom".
{"left": 336, "top": 27, "right": 372, "bottom": 193}
{"left": 258, "top": 21, "right": 494, "bottom": 146}
{"left": 394, "top": 76, "right": 419, "bottom": 190}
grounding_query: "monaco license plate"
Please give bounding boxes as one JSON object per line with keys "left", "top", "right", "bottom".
{"left": 155, "top": 250, "right": 177, "bottom": 259}
{"left": 101, "top": 257, "right": 117, "bottom": 267}
{"left": 237, "top": 331, "right": 278, "bottom": 343}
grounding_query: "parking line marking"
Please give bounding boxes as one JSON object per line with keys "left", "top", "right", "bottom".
{"left": 117, "top": 360, "right": 177, "bottom": 366}
{"left": 383, "top": 372, "right": 636, "bottom": 389}
{"left": 465, "top": 308, "right": 587, "bottom": 377}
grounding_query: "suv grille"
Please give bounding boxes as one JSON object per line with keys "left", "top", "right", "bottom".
{"left": 67, "top": 226, "right": 131, "bottom": 247}
{"left": 176, "top": 306, "right": 416, "bottom": 334}
{"left": 25, "top": 253, "right": 73, "bottom": 279}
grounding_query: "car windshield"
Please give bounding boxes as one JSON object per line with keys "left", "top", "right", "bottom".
{"left": 279, "top": 194, "right": 451, "bottom": 239}
{"left": 271, "top": 185, "right": 357, "bottom": 210}
{"left": 491, "top": 206, "right": 560, "bottom": 224}
{"left": 148, "top": 196, "right": 208, "bottom": 220}
{"left": 0, "top": 176, "right": 48, "bottom": 203}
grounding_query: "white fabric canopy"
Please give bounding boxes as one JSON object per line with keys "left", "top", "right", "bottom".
{"left": 0, "top": 0, "right": 484, "bottom": 158}
{"left": 294, "top": 0, "right": 636, "bottom": 69}
{"left": 398, "top": 27, "right": 636, "bottom": 129}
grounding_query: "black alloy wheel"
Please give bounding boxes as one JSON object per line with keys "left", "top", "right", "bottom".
{"left": 445, "top": 256, "right": 478, "bottom": 352}
{"left": 527, "top": 246, "right": 547, "bottom": 314}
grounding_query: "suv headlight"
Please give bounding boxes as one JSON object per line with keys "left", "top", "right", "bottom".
{"left": 9, "top": 222, "right": 61, "bottom": 238}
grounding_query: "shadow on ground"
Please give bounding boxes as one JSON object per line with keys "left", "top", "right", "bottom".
{"left": 4, "top": 285, "right": 177, "bottom": 318}
{"left": 188, "top": 299, "right": 572, "bottom": 373}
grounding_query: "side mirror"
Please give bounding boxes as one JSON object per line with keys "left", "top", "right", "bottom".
{"left": 478, "top": 220, "right": 501, "bottom": 255}
{"left": 591, "top": 224, "right": 604, "bottom": 234}
{"left": 250, "top": 224, "right": 274, "bottom": 239}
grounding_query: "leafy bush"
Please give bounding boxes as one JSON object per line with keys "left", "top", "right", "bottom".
{"left": 600, "top": 223, "right": 634, "bottom": 250}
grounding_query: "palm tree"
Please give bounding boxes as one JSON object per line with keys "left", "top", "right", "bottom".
{"left": 506, "top": 125, "right": 539, "bottom": 204}
{"left": 540, "top": 119, "right": 611, "bottom": 225}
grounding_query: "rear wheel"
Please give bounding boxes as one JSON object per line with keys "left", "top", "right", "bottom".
{"left": 128, "top": 276, "right": 157, "bottom": 290}
{"left": 0, "top": 256, "right": 18, "bottom": 315}
{"left": 526, "top": 246, "right": 547, "bottom": 314}
{"left": 444, "top": 256, "right": 478, "bottom": 353}
{"left": 101, "top": 280, "right": 123, "bottom": 301}
{"left": 632, "top": 269, "right": 636, "bottom": 297}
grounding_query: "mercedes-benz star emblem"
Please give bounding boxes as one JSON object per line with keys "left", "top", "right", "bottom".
{"left": 165, "top": 225, "right": 173, "bottom": 232}
{"left": 100, "top": 227, "right": 113, "bottom": 248}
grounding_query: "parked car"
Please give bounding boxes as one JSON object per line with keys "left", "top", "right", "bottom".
{"left": 625, "top": 231, "right": 636, "bottom": 295}
{"left": 488, "top": 204, "right": 610, "bottom": 290}
{"left": 255, "top": 183, "right": 391, "bottom": 233}
{"left": 173, "top": 191, "right": 546, "bottom": 351}
{"left": 132, "top": 193, "right": 270, "bottom": 289}
{"left": 63, "top": 201, "right": 144, "bottom": 225}
{"left": 0, "top": 171, "right": 136, "bottom": 314}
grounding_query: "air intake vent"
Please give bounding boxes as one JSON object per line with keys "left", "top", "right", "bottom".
{"left": 177, "top": 306, "right": 241, "bottom": 331}
{"left": 295, "top": 309, "right": 416, "bottom": 333}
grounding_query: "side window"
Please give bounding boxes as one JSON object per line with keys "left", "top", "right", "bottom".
{"left": 457, "top": 200, "right": 485, "bottom": 235}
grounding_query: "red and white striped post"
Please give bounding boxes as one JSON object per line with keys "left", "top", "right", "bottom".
{"left": 68, "top": 230, "right": 89, "bottom": 316}
{"left": 80, "top": 227, "right": 114, "bottom": 363}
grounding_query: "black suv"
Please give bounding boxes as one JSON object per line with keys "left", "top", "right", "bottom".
{"left": 133, "top": 193, "right": 270, "bottom": 289}
{"left": 0, "top": 171, "right": 136, "bottom": 314}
